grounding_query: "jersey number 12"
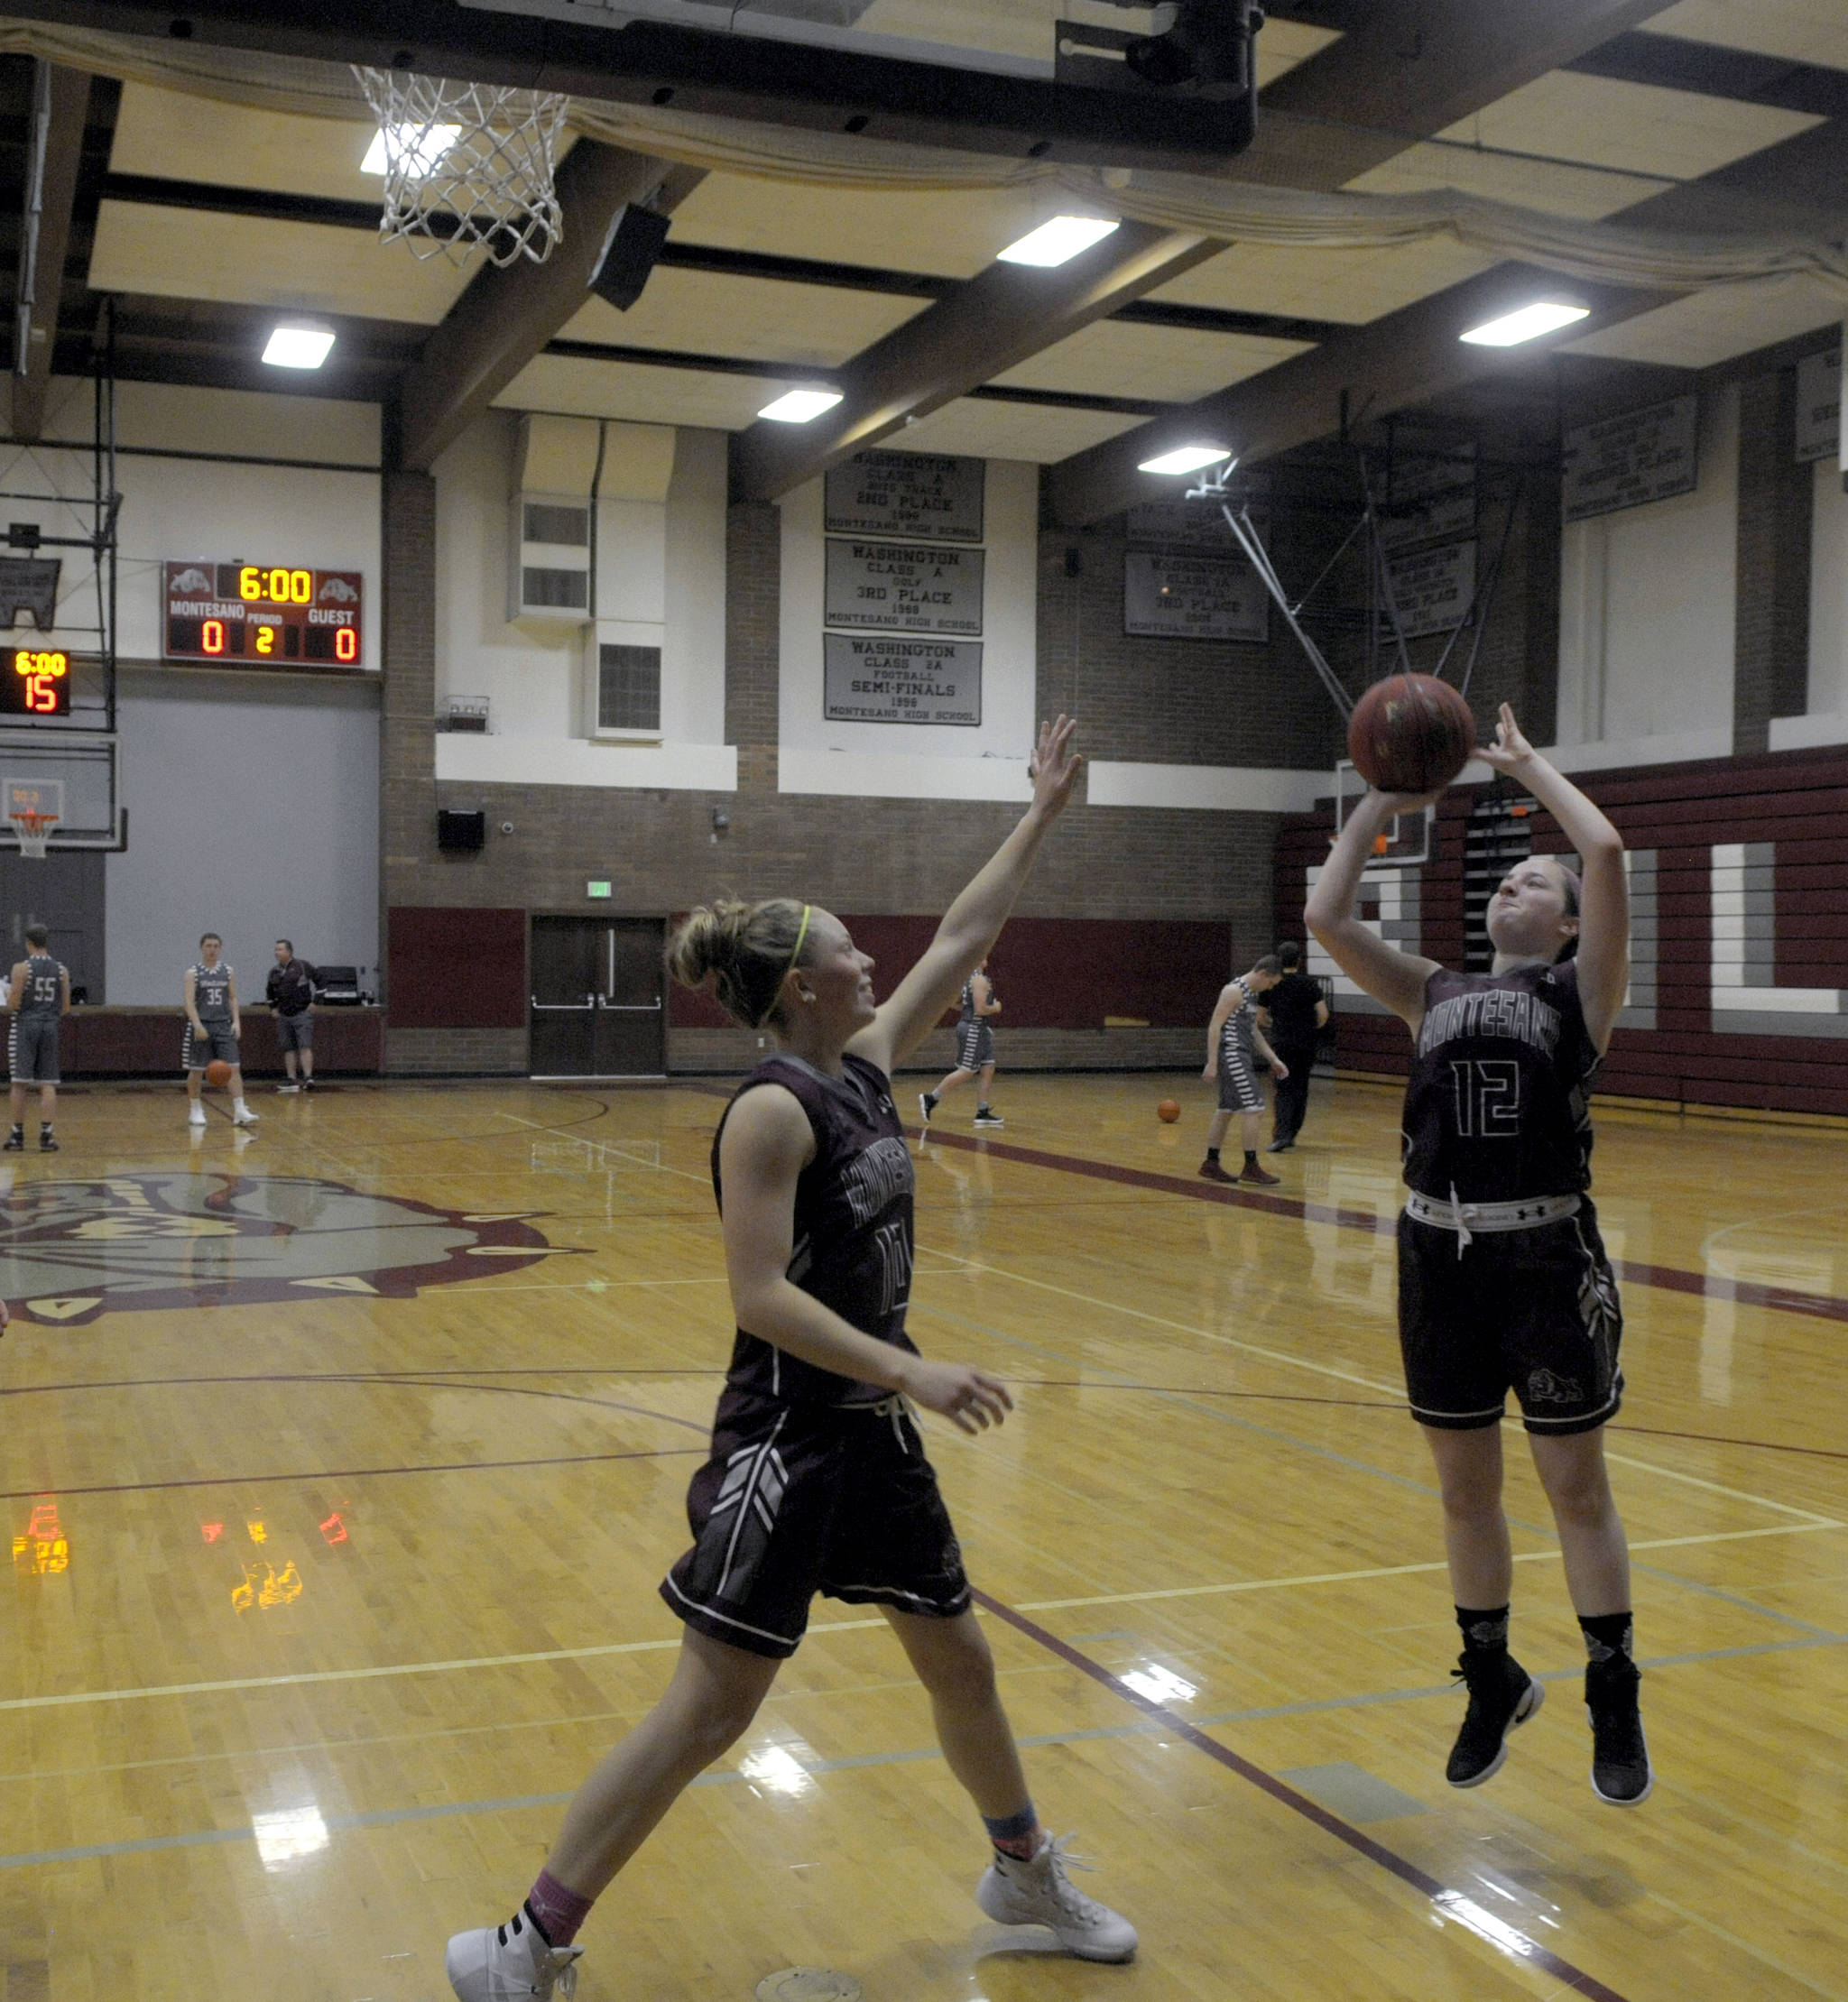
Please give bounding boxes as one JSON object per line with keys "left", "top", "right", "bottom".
{"left": 1450, "top": 1058, "right": 1521, "bottom": 1137}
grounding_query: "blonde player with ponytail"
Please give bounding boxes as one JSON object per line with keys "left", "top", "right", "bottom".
{"left": 445, "top": 717, "right": 1138, "bottom": 2001}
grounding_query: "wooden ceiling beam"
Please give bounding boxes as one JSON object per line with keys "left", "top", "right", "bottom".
{"left": 393, "top": 144, "right": 703, "bottom": 474}
{"left": 9, "top": 62, "right": 92, "bottom": 441}
{"left": 1042, "top": 267, "right": 1682, "bottom": 527}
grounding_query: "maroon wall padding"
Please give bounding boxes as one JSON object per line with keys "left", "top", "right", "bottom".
{"left": 60, "top": 1009, "right": 383, "bottom": 1075}
{"left": 666, "top": 913, "right": 1232, "bottom": 1032}
{"left": 1275, "top": 745, "right": 1848, "bottom": 1117}
{"left": 387, "top": 907, "right": 526, "bottom": 1029}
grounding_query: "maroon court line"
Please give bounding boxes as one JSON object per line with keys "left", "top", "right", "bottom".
{"left": 974, "top": 1590, "right": 1631, "bottom": 2002}
{"left": 0, "top": 1442, "right": 706, "bottom": 1506}
{"left": 915, "top": 1126, "right": 1848, "bottom": 1327}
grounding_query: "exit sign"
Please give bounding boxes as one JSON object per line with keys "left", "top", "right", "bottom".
{"left": 587, "top": 881, "right": 612, "bottom": 900}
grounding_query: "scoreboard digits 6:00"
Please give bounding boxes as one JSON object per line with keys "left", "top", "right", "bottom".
{"left": 163, "top": 561, "right": 365, "bottom": 668}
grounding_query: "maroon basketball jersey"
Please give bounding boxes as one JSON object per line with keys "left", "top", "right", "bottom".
{"left": 1401, "top": 960, "right": 1600, "bottom": 1204}
{"left": 711, "top": 1051, "right": 918, "bottom": 1406}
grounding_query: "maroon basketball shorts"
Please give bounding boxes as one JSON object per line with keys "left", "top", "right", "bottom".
{"left": 1397, "top": 1199, "right": 1623, "bottom": 1435}
{"left": 661, "top": 1387, "right": 972, "bottom": 1659}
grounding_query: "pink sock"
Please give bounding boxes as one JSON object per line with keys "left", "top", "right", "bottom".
{"left": 524, "top": 1869, "right": 594, "bottom": 1949}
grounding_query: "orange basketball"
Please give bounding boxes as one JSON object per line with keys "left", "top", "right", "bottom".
{"left": 1348, "top": 673, "right": 1476, "bottom": 793}
{"left": 205, "top": 1058, "right": 233, "bottom": 1087}
{"left": 1157, "top": 1098, "right": 1181, "bottom": 1123}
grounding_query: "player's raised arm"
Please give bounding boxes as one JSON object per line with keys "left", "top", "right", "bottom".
{"left": 1304, "top": 790, "right": 1443, "bottom": 1030}
{"left": 1481, "top": 705, "right": 1629, "bottom": 1052}
{"left": 851, "top": 716, "right": 1081, "bottom": 1075}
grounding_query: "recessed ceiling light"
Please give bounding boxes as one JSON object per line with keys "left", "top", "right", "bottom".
{"left": 1459, "top": 302, "right": 1590, "bottom": 347}
{"left": 757, "top": 388, "right": 844, "bottom": 423}
{"left": 362, "top": 124, "right": 460, "bottom": 176}
{"left": 263, "top": 325, "right": 336, "bottom": 370}
{"left": 996, "top": 216, "right": 1121, "bottom": 267}
{"left": 1137, "top": 445, "right": 1233, "bottom": 475}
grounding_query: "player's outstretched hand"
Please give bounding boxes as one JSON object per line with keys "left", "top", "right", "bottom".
{"left": 902, "top": 1359, "right": 1014, "bottom": 1435}
{"left": 1479, "top": 702, "right": 1535, "bottom": 776}
{"left": 1026, "top": 715, "right": 1082, "bottom": 825}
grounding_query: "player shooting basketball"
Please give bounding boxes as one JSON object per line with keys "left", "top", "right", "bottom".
{"left": 1307, "top": 703, "right": 1650, "bottom": 1807}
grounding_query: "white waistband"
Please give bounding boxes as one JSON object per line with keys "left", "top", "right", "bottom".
{"left": 1405, "top": 1189, "right": 1581, "bottom": 1249}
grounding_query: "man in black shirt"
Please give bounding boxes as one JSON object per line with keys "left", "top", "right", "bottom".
{"left": 1263, "top": 941, "right": 1328, "bottom": 1152}
{"left": 267, "top": 939, "right": 318, "bottom": 1092}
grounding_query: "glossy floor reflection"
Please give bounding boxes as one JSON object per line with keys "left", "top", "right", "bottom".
{"left": 1, "top": 1075, "right": 1843, "bottom": 2001}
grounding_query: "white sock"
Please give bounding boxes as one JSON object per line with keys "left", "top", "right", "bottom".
{"left": 234, "top": 1099, "right": 248, "bottom": 1115}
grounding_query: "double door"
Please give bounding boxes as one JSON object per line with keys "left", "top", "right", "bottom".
{"left": 530, "top": 916, "right": 664, "bottom": 1077}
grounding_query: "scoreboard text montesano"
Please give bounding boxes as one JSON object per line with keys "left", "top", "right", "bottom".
{"left": 163, "top": 562, "right": 364, "bottom": 668}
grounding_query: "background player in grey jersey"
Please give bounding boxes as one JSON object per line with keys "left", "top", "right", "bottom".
{"left": 919, "top": 960, "right": 1003, "bottom": 1128}
{"left": 1308, "top": 704, "right": 1649, "bottom": 1808}
{"left": 184, "top": 933, "right": 258, "bottom": 1129}
{"left": 1198, "top": 956, "right": 1285, "bottom": 1186}
{"left": 6, "top": 924, "right": 69, "bottom": 1151}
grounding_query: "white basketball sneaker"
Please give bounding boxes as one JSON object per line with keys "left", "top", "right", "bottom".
{"left": 188, "top": 1103, "right": 207, "bottom": 1127}
{"left": 976, "top": 1833, "right": 1138, "bottom": 1961}
{"left": 232, "top": 1102, "right": 260, "bottom": 1127}
{"left": 446, "top": 1907, "right": 583, "bottom": 2000}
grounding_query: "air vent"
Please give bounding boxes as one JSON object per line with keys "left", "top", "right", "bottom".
{"left": 522, "top": 566, "right": 589, "bottom": 610}
{"left": 598, "top": 643, "right": 661, "bottom": 733}
{"left": 523, "top": 503, "right": 588, "bottom": 547}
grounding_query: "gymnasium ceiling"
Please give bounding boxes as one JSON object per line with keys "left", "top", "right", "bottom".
{"left": 1, "top": 0, "right": 1845, "bottom": 523}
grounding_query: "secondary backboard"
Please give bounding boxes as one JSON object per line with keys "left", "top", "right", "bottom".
{"left": 1333, "top": 758, "right": 1432, "bottom": 869}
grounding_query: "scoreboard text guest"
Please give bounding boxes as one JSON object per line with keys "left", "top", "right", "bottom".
{"left": 162, "top": 561, "right": 364, "bottom": 668}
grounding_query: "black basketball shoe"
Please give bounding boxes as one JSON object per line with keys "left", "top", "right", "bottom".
{"left": 1446, "top": 1649, "right": 1543, "bottom": 1787}
{"left": 1585, "top": 1656, "right": 1652, "bottom": 1804}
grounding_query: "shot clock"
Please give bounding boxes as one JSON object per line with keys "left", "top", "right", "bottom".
{"left": 5, "top": 647, "right": 70, "bottom": 715}
{"left": 163, "top": 560, "right": 365, "bottom": 669}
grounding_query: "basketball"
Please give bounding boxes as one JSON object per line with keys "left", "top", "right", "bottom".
{"left": 1347, "top": 674, "right": 1476, "bottom": 794}
{"left": 205, "top": 1059, "right": 233, "bottom": 1087}
{"left": 1157, "top": 1098, "right": 1181, "bottom": 1122}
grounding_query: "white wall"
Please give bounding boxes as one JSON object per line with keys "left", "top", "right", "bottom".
{"left": 106, "top": 669, "right": 379, "bottom": 1003}
{"left": 432, "top": 411, "right": 730, "bottom": 781}
{"left": 35, "top": 376, "right": 383, "bottom": 670}
{"left": 1556, "top": 383, "right": 1738, "bottom": 765}
{"left": 778, "top": 457, "right": 1039, "bottom": 798}
{"left": 2, "top": 379, "right": 387, "bottom": 1001}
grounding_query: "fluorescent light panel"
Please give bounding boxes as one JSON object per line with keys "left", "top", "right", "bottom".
{"left": 757, "top": 388, "right": 843, "bottom": 423}
{"left": 1138, "top": 445, "right": 1232, "bottom": 475}
{"left": 262, "top": 326, "right": 335, "bottom": 370}
{"left": 362, "top": 124, "right": 461, "bottom": 176}
{"left": 1459, "top": 302, "right": 1590, "bottom": 347}
{"left": 996, "top": 216, "right": 1120, "bottom": 267}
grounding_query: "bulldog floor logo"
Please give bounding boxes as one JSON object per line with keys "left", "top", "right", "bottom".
{"left": 0, "top": 1174, "right": 559, "bottom": 1324}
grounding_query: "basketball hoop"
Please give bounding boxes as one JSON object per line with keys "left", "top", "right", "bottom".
{"left": 9, "top": 810, "right": 54, "bottom": 859}
{"left": 4, "top": 777, "right": 61, "bottom": 860}
{"left": 354, "top": 69, "right": 568, "bottom": 267}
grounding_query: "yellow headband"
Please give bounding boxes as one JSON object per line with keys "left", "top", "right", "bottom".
{"left": 789, "top": 902, "right": 812, "bottom": 970}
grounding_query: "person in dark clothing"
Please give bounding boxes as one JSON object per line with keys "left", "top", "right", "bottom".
{"left": 441, "top": 719, "right": 1136, "bottom": 2002}
{"left": 267, "top": 940, "right": 318, "bottom": 1092}
{"left": 1263, "top": 942, "right": 1329, "bottom": 1152}
{"left": 1307, "top": 703, "right": 1649, "bottom": 1811}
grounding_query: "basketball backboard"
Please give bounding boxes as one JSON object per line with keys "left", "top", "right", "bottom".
{"left": 1333, "top": 758, "right": 1432, "bottom": 869}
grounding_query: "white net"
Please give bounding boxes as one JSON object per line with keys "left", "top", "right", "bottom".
{"left": 352, "top": 69, "right": 569, "bottom": 267}
{"left": 10, "top": 814, "right": 53, "bottom": 859}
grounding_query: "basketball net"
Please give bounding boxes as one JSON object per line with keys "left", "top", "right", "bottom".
{"left": 353, "top": 69, "right": 568, "bottom": 267}
{"left": 9, "top": 810, "right": 54, "bottom": 860}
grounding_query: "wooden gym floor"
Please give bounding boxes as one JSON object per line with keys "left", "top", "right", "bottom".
{"left": 1, "top": 1073, "right": 1843, "bottom": 2002}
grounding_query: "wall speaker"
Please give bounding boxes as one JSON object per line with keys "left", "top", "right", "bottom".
{"left": 437, "top": 808, "right": 486, "bottom": 853}
{"left": 589, "top": 205, "right": 671, "bottom": 313}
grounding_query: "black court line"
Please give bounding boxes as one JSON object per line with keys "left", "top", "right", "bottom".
{"left": 974, "top": 1589, "right": 1632, "bottom": 2002}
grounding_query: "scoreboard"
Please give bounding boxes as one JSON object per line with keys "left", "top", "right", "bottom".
{"left": 4, "top": 648, "right": 70, "bottom": 716}
{"left": 163, "top": 561, "right": 365, "bottom": 669}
